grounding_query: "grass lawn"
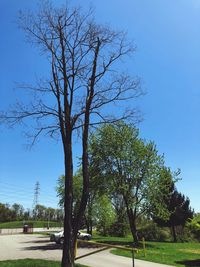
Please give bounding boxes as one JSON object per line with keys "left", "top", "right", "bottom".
{"left": 0, "top": 221, "right": 62, "bottom": 229}
{"left": 93, "top": 235, "right": 200, "bottom": 266}
{"left": 0, "top": 259, "right": 87, "bottom": 267}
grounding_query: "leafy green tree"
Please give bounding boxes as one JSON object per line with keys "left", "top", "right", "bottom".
{"left": 45, "top": 207, "right": 56, "bottom": 221}
{"left": 33, "top": 204, "right": 47, "bottom": 220}
{"left": 89, "top": 123, "right": 174, "bottom": 244}
{"left": 23, "top": 209, "right": 31, "bottom": 220}
{"left": 57, "top": 172, "right": 82, "bottom": 216}
{"left": 154, "top": 187, "right": 193, "bottom": 242}
{"left": 187, "top": 213, "right": 200, "bottom": 241}
{"left": 54, "top": 208, "right": 64, "bottom": 222}
{"left": 11, "top": 203, "right": 24, "bottom": 220}
{"left": 0, "top": 203, "right": 13, "bottom": 222}
{"left": 95, "top": 195, "right": 116, "bottom": 235}
{"left": 108, "top": 193, "right": 129, "bottom": 237}
{"left": 56, "top": 171, "right": 110, "bottom": 234}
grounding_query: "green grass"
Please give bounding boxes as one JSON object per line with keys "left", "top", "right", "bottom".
{"left": 93, "top": 234, "right": 200, "bottom": 266}
{"left": 0, "top": 221, "right": 62, "bottom": 229}
{"left": 92, "top": 234, "right": 134, "bottom": 246}
{"left": 0, "top": 259, "right": 87, "bottom": 267}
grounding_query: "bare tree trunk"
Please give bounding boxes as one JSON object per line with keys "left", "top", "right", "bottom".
{"left": 61, "top": 133, "right": 74, "bottom": 267}
{"left": 73, "top": 39, "right": 100, "bottom": 239}
{"left": 72, "top": 116, "right": 90, "bottom": 237}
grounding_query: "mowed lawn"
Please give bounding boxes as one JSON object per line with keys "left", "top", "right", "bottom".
{"left": 0, "top": 259, "right": 87, "bottom": 267}
{"left": 93, "top": 235, "right": 200, "bottom": 266}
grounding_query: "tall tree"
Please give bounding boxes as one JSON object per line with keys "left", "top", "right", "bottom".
{"left": 89, "top": 123, "right": 174, "bottom": 244}
{"left": 12, "top": 203, "right": 24, "bottom": 220}
{"left": 0, "top": 203, "right": 13, "bottom": 222}
{"left": 154, "top": 187, "right": 194, "bottom": 242}
{"left": 0, "top": 2, "right": 141, "bottom": 266}
{"left": 33, "top": 204, "right": 47, "bottom": 220}
{"left": 56, "top": 171, "right": 108, "bottom": 235}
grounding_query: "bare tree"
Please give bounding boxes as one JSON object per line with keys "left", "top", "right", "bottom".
{"left": 0, "top": 2, "right": 142, "bottom": 267}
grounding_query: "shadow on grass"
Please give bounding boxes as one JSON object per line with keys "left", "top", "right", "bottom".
{"left": 94, "top": 240, "right": 133, "bottom": 246}
{"left": 176, "top": 259, "right": 200, "bottom": 266}
{"left": 93, "top": 240, "right": 155, "bottom": 249}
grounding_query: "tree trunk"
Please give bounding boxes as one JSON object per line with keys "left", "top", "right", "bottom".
{"left": 85, "top": 213, "right": 93, "bottom": 235}
{"left": 128, "top": 212, "right": 139, "bottom": 245}
{"left": 171, "top": 224, "right": 177, "bottom": 243}
{"left": 87, "top": 201, "right": 93, "bottom": 235}
{"left": 61, "top": 135, "right": 74, "bottom": 267}
{"left": 124, "top": 197, "right": 139, "bottom": 245}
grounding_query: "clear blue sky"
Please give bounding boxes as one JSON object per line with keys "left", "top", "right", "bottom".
{"left": 0, "top": 0, "right": 200, "bottom": 212}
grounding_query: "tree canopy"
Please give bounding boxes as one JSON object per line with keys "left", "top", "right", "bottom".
{"left": 89, "top": 122, "right": 176, "bottom": 243}
{"left": 154, "top": 187, "right": 194, "bottom": 242}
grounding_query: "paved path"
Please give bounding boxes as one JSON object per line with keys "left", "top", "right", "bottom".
{"left": 76, "top": 249, "right": 174, "bottom": 267}
{"left": 0, "top": 234, "right": 174, "bottom": 267}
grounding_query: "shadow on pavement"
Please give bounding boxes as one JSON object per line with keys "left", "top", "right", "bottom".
{"left": 175, "top": 259, "right": 200, "bottom": 266}
{"left": 22, "top": 243, "right": 62, "bottom": 251}
{"left": 21, "top": 239, "right": 50, "bottom": 244}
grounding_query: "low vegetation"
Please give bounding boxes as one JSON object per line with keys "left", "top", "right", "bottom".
{"left": 0, "top": 259, "right": 87, "bottom": 267}
{"left": 112, "top": 242, "right": 200, "bottom": 267}
{"left": 93, "top": 234, "right": 200, "bottom": 267}
{"left": 0, "top": 221, "right": 62, "bottom": 229}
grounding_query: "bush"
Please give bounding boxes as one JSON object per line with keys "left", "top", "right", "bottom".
{"left": 186, "top": 215, "right": 200, "bottom": 241}
{"left": 138, "top": 222, "right": 170, "bottom": 241}
{"left": 107, "top": 221, "right": 129, "bottom": 237}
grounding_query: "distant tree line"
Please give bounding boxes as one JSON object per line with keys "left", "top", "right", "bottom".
{"left": 0, "top": 202, "right": 64, "bottom": 223}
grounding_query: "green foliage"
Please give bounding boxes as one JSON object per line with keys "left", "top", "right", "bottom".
{"left": 0, "top": 203, "right": 14, "bottom": 222}
{"left": 0, "top": 220, "right": 62, "bottom": 229}
{"left": 11, "top": 203, "right": 24, "bottom": 220}
{"left": 56, "top": 171, "right": 115, "bottom": 234}
{"left": 89, "top": 122, "right": 175, "bottom": 243}
{"left": 186, "top": 213, "right": 200, "bottom": 241}
{"left": 0, "top": 201, "right": 63, "bottom": 223}
{"left": 154, "top": 187, "right": 194, "bottom": 242}
{"left": 107, "top": 221, "right": 129, "bottom": 237}
{"left": 95, "top": 195, "right": 116, "bottom": 236}
{"left": 138, "top": 222, "right": 170, "bottom": 241}
{"left": 90, "top": 123, "right": 174, "bottom": 218}
{"left": 56, "top": 172, "right": 82, "bottom": 209}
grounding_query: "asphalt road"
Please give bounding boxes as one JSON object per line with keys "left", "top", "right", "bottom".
{"left": 0, "top": 234, "right": 173, "bottom": 267}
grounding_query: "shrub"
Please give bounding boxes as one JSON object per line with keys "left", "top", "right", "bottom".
{"left": 186, "top": 215, "right": 200, "bottom": 241}
{"left": 138, "top": 222, "right": 170, "bottom": 241}
{"left": 107, "top": 221, "right": 129, "bottom": 237}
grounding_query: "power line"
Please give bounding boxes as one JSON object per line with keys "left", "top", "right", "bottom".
{"left": 0, "top": 193, "right": 55, "bottom": 201}
{"left": 0, "top": 180, "right": 58, "bottom": 196}
{"left": 0, "top": 180, "right": 60, "bottom": 208}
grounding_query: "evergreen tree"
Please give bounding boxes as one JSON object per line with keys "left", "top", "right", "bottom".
{"left": 154, "top": 187, "right": 193, "bottom": 242}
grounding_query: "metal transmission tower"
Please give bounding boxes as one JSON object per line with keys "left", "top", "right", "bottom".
{"left": 33, "top": 181, "right": 40, "bottom": 218}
